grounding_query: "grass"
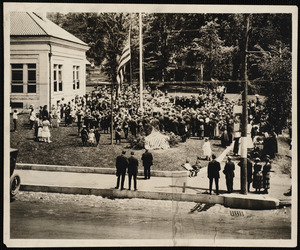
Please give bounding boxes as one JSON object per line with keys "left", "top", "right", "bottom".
{"left": 9, "top": 114, "right": 225, "bottom": 171}
{"left": 272, "top": 133, "right": 292, "bottom": 177}
{"left": 8, "top": 90, "right": 291, "bottom": 175}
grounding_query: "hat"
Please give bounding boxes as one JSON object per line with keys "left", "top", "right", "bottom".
{"left": 255, "top": 157, "right": 260, "bottom": 162}
{"left": 131, "top": 152, "right": 134, "bottom": 155}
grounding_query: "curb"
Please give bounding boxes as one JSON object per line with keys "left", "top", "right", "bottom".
{"left": 16, "top": 163, "right": 188, "bottom": 178}
{"left": 20, "top": 184, "right": 280, "bottom": 210}
{"left": 15, "top": 143, "right": 233, "bottom": 176}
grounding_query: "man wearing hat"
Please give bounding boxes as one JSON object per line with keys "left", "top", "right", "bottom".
{"left": 142, "top": 149, "right": 153, "bottom": 179}
{"left": 207, "top": 154, "right": 221, "bottom": 195}
{"left": 80, "top": 125, "right": 88, "bottom": 146}
{"left": 115, "top": 151, "right": 128, "bottom": 190}
{"left": 223, "top": 156, "right": 235, "bottom": 193}
{"left": 127, "top": 152, "right": 139, "bottom": 191}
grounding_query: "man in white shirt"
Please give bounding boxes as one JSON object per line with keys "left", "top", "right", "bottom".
{"left": 12, "top": 109, "right": 18, "bottom": 132}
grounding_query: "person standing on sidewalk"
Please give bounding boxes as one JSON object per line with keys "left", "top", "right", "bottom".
{"left": 207, "top": 154, "right": 221, "bottom": 195}
{"left": 262, "top": 156, "right": 272, "bottom": 194}
{"left": 141, "top": 149, "right": 153, "bottom": 179}
{"left": 223, "top": 156, "right": 235, "bottom": 193}
{"left": 128, "top": 152, "right": 138, "bottom": 191}
{"left": 115, "top": 151, "right": 128, "bottom": 190}
{"left": 253, "top": 157, "right": 263, "bottom": 193}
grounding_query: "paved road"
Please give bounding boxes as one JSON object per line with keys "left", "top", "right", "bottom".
{"left": 10, "top": 192, "right": 291, "bottom": 243}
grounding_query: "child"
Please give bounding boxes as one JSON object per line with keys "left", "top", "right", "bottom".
{"left": 202, "top": 138, "right": 212, "bottom": 161}
{"left": 42, "top": 119, "right": 51, "bottom": 143}
{"left": 12, "top": 109, "right": 18, "bottom": 132}
{"left": 181, "top": 160, "right": 193, "bottom": 177}
{"left": 192, "top": 156, "right": 202, "bottom": 176}
{"left": 88, "top": 129, "right": 96, "bottom": 146}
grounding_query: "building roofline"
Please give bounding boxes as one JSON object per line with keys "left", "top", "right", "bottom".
{"left": 11, "top": 34, "right": 90, "bottom": 48}
{"left": 28, "top": 12, "right": 48, "bottom": 35}
{"left": 10, "top": 12, "right": 88, "bottom": 47}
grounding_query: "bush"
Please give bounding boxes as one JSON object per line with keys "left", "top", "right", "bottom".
{"left": 127, "top": 135, "right": 145, "bottom": 149}
{"left": 164, "top": 132, "right": 181, "bottom": 147}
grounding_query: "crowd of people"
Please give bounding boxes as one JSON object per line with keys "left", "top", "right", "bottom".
{"left": 207, "top": 154, "right": 273, "bottom": 195}
{"left": 17, "top": 83, "right": 285, "bottom": 195}
{"left": 25, "top": 84, "right": 277, "bottom": 152}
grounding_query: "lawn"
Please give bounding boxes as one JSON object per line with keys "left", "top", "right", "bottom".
{"left": 272, "top": 133, "right": 292, "bottom": 177}
{"left": 9, "top": 114, "right": 226, "bottom": 171}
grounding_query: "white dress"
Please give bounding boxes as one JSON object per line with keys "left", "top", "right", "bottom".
{"left": 246, "top": 124, "right": 254, "bottom": 149}
{"left": 42, "top": 120, "right": 51, "bottom": 138}
{"left": 202, "top": 141, "right": 212, "bottom": 158}
{"left": 88, "top": 131, "right": 96, "bottom": 144}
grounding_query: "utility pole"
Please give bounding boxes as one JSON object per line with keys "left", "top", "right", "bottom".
{"left": 240, "top": 14, "right": 250, "bottom": 194}
{"left": 139, "top": 12, "right": 143, "bottom": 110}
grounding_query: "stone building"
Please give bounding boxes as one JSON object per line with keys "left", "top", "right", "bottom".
{"left": 9, "top": 12, "right": 90, "bottom": 110}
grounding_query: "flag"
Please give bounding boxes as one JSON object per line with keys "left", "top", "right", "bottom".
{"left": 116, "top": 31, "right": 131, "bottom": 86}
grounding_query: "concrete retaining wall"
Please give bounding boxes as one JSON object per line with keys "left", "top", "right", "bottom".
{"left": 20, "top": 184, "right": 279, "bottom": 209}
{"left": 16, "top": 163, "right": 188, "bottom": 178}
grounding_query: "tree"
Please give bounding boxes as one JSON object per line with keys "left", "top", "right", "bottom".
{"left": 48, "top": 12, "right": 135, "bottom": 83}
{"left": 143, "top": 13, "right": 182, "bottom": 82}
{"left": 255, "top": 43, "right": 292, "bottom": 133}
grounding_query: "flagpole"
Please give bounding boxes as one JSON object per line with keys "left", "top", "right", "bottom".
{"left": 129, "top": 27, "right": 133, "bottom": 85}
{"left": 139, "top": 12, "right": 143, "bottom": 110}
{"left": 111, "top": 82, "right": 114, "bottom": 145}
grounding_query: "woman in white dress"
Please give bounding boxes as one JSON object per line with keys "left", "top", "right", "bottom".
{"left": 246, "top": 123, "right": 254, "bottom": 149}
{"left": 202, "top": 138, "right": 212, "bottom": 161}
{"left": 55, "top": 108, "right": 61, "bottom": 128}
{"left": 29, "top": 107, "right": 36, "bottom": 130}
{"left": 42, "top": 119, "right": 51, "bottom": 143}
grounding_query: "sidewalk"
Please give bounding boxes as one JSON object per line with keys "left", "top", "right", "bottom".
{"left": 14, "top": 151, "right": 291, "bottom": 209}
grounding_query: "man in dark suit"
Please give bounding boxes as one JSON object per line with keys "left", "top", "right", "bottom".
{"left": 80, "top": 126, "right": 88, "bottom": 146}
{"left": 141, "top": 149, "right": 153, "bottom": 179}
{"left": 115, "top": 151, "right": 128, "bottom": 190}
{"left": 128, "top": 152, "right": 139, "bottom": 191}
{"left": 223, "top": 156, "right": 235, "bottom": 193}
{"left": 207, "top": 154, "right": 221, "bottom": 195}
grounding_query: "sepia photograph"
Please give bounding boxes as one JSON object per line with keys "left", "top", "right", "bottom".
{"left": 3, "top": 2, "right": 298, "bottom": 247}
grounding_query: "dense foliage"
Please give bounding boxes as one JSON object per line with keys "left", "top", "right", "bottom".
{"left": 47, "top": 12, "right": 292, "bottom": 131}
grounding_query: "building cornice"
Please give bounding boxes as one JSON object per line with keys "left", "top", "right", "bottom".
{"left": 10, "top": 35, "right": 90, "bottom": 52}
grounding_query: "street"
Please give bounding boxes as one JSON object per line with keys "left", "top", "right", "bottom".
{"left": 10, "top": 192, "right": 291, "bottom": 240}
